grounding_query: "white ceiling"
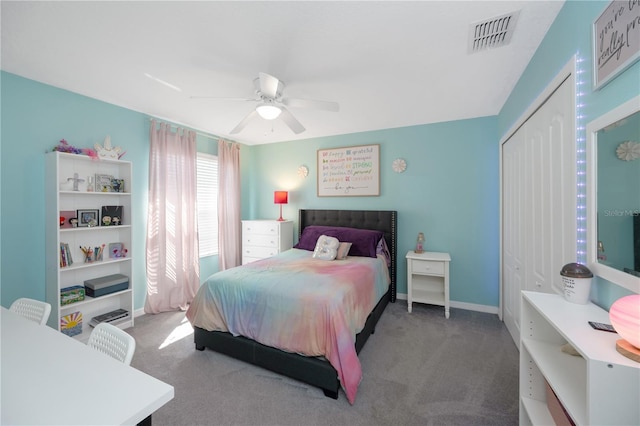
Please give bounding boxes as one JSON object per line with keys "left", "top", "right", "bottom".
{"left": 1, "top": 1, "right": 564, "bottom": 145}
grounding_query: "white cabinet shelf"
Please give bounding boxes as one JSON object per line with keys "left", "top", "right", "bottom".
{"left": 406, "top": 251, "right": 451, "bottom": 318}
{"left": 520, "top": 291, "right": 640, "bottom": 425}
{"left": 59, "top": 256, "right": 131, "bottom": 272}
{"left": 45, "top": 152, "right": 134, "bottom": 340}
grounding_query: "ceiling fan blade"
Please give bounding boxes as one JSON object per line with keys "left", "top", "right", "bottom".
{"left": 258, "top": 72, "right": 280, "bottom": 98}
{"left": 279, "top": 108, "right": 305, "bottom": 134}
{"left": 281, "top": 97, "right": 340, "bottom": 112}
{"left": 230, "top": 110, "right": 258, "bottom": 134}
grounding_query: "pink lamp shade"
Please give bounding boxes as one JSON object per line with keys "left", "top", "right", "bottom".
{"left": 274, "top": 191, "right": 288, "bottom": 221}
{"left": 609, "top": 294, "right": 640, "bottom": 362}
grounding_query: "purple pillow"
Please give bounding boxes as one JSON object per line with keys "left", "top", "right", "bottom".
{"left": 295, "top": 226, "right": 383, "bottom": 258}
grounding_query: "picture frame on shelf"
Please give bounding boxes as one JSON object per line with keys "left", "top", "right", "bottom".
{"left": 59, "top": 210, "right": 76, "bottom": 229}
{"left": 111, "top": 178, "right": 125, "bottom": 193}
{"left": 109, "top": 242, "right": 125, "bottom": 258}
{"left": 101, "top": 205, "right": 123, "bottom": 226}
{"left": 95, "top": 173, "right": 114, "bottom": 192}
{"left": 77, "top": 209, "right": 99, "bottom": 227}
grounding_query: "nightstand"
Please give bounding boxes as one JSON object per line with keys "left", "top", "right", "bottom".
{"left": 406, "top": 251, "right": 451, "bottom": 318}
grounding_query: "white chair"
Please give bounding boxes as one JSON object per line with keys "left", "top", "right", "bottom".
{"left": 9, "top": 298, "right": 51, "bottom": 326}
{"left": 87, "top": 322, "right": 136, "bottom": 365}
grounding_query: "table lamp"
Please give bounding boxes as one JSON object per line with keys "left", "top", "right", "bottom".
{"left": 274, "top": 191, "right": 288, "bottom": 221}
{"left": 609, "top": 294, "right": 640, "bottom": 363}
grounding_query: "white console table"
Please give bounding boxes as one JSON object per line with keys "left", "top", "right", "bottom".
{"left": 406, "top": 251, "right": 451, "bottom": 318}
{"left": 1, "top": 307, "right": 174, "bottom": 425}
{"left": 520, "top": 291, "right": 640, "bottom": 425}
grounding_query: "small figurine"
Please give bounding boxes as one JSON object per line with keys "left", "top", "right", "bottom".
{"left": 102, "top": 216, "right": 112, "bottom": 226}
{"left": 69, "top": 218, "right": 78, "bottom": 228}
{"left": 94, "top": 136, "right": 122, "bottom": 160}
{"left": 67, "top": 173, "right": 85, "bottom": 191}
{"left": 112, "top": 217, "right": 120, "bottom": 226}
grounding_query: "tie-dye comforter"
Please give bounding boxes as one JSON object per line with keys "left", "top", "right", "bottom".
{"left": 186, "top": 248, "right": 390, "bottom": 404}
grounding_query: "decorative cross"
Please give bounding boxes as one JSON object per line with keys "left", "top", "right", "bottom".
{"left": 67, "top": 173, "right": 85, "bottom": 191}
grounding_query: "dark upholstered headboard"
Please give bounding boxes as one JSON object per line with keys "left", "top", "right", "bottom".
{"left": 298, "top": 209, "right": 397, "bottom": 302}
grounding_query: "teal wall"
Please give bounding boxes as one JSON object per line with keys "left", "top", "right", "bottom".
{"left": 245, "top": 117, "right": 500, "bottom": 307}
{"left": 498, "top": 0, "right": 640, "bottom": 308}
{"left": 2, "top": 0, "right": 639, "bottom": 312}
{"left": 0, "top": 71, "right": 220, "bottom": 310}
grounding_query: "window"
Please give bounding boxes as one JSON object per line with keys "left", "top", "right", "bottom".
{"left": 196, "top": 152, "right": 218, "bottom": 256}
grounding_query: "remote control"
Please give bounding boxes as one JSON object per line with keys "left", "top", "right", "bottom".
{"left": 588, "top": 321, "right": 616, "bottom": 333}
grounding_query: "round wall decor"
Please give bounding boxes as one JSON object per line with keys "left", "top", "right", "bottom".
{"left": 392, "top": 158, "right": 407, "bottom": 173}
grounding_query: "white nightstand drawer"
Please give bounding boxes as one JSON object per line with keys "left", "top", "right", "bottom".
{"left": 411, "top": 259, "right": 445, "bottom": 275}
{"left": 243, "top": 234, "right": 278, "bottom": 248}
{"left": 243, "top": 221, "right": 278, "bottom": 236}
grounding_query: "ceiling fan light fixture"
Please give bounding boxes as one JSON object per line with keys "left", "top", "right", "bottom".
{"left": 256, "top": 103, "right": 282, "bottom": 120}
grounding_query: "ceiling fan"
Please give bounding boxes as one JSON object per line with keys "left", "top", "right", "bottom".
{"left": 192, "top": 72, "right": 339, "bottom": 135}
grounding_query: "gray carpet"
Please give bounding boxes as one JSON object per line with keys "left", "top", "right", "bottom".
{"left": 128, "top": 301, "right": 519, "bottom": 426}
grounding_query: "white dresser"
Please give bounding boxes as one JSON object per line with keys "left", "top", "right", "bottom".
{"left": 242, "top": 220, "right": 293, "bottom": 265}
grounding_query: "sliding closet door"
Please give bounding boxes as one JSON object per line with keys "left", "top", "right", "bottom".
{"left": 502, "top": 72, "right": 576, "bottom": 346}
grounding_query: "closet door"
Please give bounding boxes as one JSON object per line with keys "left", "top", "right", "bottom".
{"left": 524, "top": 78, "right": 576, "bottom": 296}
{"left": 503, "top": 128, "right": 526, "bottom": 342}
{"left": 502, "top": 74, "right": 576, "bottom": 346}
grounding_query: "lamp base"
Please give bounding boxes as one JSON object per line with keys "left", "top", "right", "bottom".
{"left": 616, "top": 339, "right": 640, "bottom": 363}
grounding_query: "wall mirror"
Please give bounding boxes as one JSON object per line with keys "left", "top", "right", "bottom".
{"left": 587, "top": 95, "right": 640, "bottom": 294}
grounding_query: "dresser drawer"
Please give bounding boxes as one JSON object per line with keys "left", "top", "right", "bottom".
{"left": 243, "top": 246, "right": 278, "bottom": 259}
{"left": 243, "top": 234, "right": 278, "bottom": 248}
{"left": 243, "top": 221, "right": 279, "bottom": 236}
{"left": 411, "top": 259, "right": 445, "bottom": 275}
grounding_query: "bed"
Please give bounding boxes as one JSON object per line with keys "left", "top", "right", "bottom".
{"left": 186, "top": 209, "right": 397, "bottom": 403}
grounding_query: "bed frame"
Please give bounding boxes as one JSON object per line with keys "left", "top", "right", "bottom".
{"left": 193, "top": 209, "right": 397, "bottom": 399}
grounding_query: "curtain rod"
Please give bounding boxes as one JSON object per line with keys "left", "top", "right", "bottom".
{"left": 147, "top": 117, "right": 221, "bottom": 142}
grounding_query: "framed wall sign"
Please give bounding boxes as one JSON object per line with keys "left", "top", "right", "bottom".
{"left": 593, "top": 1, "right": 640, "bottom": 90}
{"left": 317, "top": 144, "right": 380, "bottom": 197}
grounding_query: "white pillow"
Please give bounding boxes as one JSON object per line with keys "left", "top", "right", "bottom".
{"left": 336, "top": 242, "right": 352, "bottom": 260}
{"left": 312, "top": 235, "right": 340, "bottom": 261}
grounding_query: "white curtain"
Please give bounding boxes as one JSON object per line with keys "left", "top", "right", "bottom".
{"left": 145, "top": 120, "right": 200, "bottom": 313}
{"left": 218, "top": 139, "right": 241, "bottom": 270}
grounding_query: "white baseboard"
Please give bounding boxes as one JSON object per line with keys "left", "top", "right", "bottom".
{"left": 396, "top": 293, "right": 499, "bottom": 315}
{"left": 134, "top": 307, "right": 146, "bottom": 318}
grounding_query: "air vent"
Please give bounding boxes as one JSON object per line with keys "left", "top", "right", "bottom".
{"left": 468, "top": 10, "right": 520, "bottom": 53}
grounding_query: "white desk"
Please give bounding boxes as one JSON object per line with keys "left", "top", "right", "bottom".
{"left": 1, "top": 308, "right": 174, "bottom": 425}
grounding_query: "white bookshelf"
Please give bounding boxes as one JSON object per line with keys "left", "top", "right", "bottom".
{"left": 45, "top": 152, "right": 134, "bottom": 340}
{"left": 520, "top": 291, "right": 640, "bottom": 425}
